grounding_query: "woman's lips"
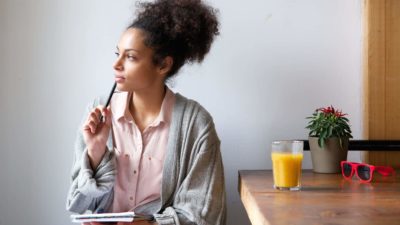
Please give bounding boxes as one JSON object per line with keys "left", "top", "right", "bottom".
{"left": 115, "top": 76, "right": 125, "bottom": 83}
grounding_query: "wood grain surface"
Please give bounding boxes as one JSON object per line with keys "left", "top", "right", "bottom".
{"left": 239, "top": 170, "right": 400, "bottom": 225}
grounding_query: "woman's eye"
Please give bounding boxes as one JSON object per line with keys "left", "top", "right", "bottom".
{"left": 114, "top": 52, "right": 120, "bottom": 57}
{"left": 127, "top": 55, "right": 136, "bottom": 61}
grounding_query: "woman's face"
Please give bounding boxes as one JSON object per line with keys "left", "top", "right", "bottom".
{"left": 113, "top": 28, "right": 165, "bottom": 92}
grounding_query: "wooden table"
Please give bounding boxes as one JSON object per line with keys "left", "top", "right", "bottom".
{"left": 238, "top": 170, "right": 400, "bottom": 225}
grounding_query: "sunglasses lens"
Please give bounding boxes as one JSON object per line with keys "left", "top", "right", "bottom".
{"left": 357, "top": 165, "right": 371, "bottom": 181}
{"left": 343, "top": 163, "right": 352, "bottom": 177}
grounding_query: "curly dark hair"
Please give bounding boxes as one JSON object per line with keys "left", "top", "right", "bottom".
{"left": 128, "top": 0, "right": 220, "bottom": 79}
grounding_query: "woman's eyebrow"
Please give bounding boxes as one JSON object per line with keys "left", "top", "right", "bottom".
{"left": 116, "top": 46, "right": 140, "bottom": 53}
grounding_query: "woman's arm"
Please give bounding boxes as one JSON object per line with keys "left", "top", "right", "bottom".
{"left": 66, "top": 99, "right": 116, "bottom": 214}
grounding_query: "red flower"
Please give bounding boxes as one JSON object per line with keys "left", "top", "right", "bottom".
{"left": 317, "top": 105, "right": 347, "bottom": 118}
{"left": 335, "top": 110, "right": 347, "bottom": 118}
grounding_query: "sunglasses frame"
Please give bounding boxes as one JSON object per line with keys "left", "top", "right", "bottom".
{"left": 340, "top": 161, "right": 395, "bottom": 183}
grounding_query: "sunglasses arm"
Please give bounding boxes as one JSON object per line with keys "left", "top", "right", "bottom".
{"left": 375, "top": 166, "right": 395, "bottom": 176}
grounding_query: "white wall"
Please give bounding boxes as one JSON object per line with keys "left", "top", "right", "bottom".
{"left": 0, "top": 0, "right": 362, "bottom": 225}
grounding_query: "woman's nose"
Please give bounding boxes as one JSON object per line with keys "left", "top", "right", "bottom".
{"left": 113, "top": 57, "right": 123, "bottom": 71}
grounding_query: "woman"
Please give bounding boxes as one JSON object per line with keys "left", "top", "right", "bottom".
{"left": 66, "top": 0, "right": 226, "bottom": 224}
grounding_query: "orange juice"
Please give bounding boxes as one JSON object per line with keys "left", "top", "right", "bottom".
{"left": 272, "top": 152, "right": 303, "bottom": 188}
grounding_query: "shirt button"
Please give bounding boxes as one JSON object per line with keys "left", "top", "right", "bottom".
{"left": 125, "top": 154, "right": 129, "bottom": 158}
{"left": 129, "top": 196, "right": 133, "bottom": 201}
{"left": 133, "top": 170, "right": 137, "bottom": 174}
{"left": 148, "top": 157, "right": 151, "bottom": 160}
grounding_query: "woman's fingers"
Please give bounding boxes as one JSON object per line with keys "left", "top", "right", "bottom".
{"left": 89, "top": 120, "right": 98, "bottom": 133}
{"left": 83, "top": 106, "right": 105, "bottom": 134}
{"left": 93, "top": 107, "right": 102, "bottom": 121}
{"left": 102, "top": 106, "right": 112, "bottom": 127}
{"left": 89, "top": 108, "right": 101, "bottom": 124}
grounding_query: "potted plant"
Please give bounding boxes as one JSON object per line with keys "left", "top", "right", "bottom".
{"left": 306, "top": 106, "right": 353, "bottom": 173}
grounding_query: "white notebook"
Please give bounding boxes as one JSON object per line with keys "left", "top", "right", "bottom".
{"left": 71, "top": 211, "right": 153, "bottom": 223}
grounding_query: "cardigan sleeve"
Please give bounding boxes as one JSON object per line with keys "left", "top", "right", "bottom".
{"left": 66, "top": 99, "right": 116, "bottom": 214}
{"left": 154, "top": 139, "right": 226, "bottom": 225}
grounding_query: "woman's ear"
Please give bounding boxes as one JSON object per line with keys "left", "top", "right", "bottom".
{"left": 159, "top": 56, "right": 173, "bottom": 76}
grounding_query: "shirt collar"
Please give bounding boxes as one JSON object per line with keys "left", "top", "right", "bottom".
{"left": 112, "top": 91, "right": 132, "bottom": 122}
{"left": 111, "top": 87, "right": 175, "bottom": 125}
{"left": 153, "top": 87, "right": 174, "bottom": 125}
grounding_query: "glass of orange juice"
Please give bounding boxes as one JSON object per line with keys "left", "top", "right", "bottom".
{"left": 271, "top": 140, "right": 303, "bottom": 191}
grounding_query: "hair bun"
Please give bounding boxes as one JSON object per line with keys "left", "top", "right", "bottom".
{"left": 130, "top": 0, "right": 220, "bottom": 77}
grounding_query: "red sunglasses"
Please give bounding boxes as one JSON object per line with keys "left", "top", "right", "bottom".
{"left": 340, "top": 161, "right": 395, "bottom": 182}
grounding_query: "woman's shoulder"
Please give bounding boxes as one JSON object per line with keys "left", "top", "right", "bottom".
{"left": 173, "top": 93, "right": 220, "bottom": 149}
{"left": 173, "top": 93, "right": 216, "bottom": 131}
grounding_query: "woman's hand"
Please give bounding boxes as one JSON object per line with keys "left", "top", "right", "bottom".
{"left": 82, "top": 106, "right": 112, "bottom": 169}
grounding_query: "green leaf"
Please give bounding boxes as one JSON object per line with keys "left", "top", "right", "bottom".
{"left": 328, "top": 126, "right": 333, "bottom": 137}
{"left": 318, "top": 137, "right": 325, "bottom": 148}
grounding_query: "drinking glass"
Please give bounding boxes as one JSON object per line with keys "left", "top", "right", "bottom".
{"left": 271, "top": 140, "right": 304, "bottom": 191}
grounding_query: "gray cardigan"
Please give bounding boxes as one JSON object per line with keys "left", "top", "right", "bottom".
{"left": 66, "top": 93, "right": 226, "bottom": 225}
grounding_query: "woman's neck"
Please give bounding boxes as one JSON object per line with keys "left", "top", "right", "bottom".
{"left": 129, "top": 85, "right": 166, "bottom": 132}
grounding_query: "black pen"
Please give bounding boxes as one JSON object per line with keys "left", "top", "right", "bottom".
{"left": 100, "top": 82, "right": 117, "bottom": 122}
